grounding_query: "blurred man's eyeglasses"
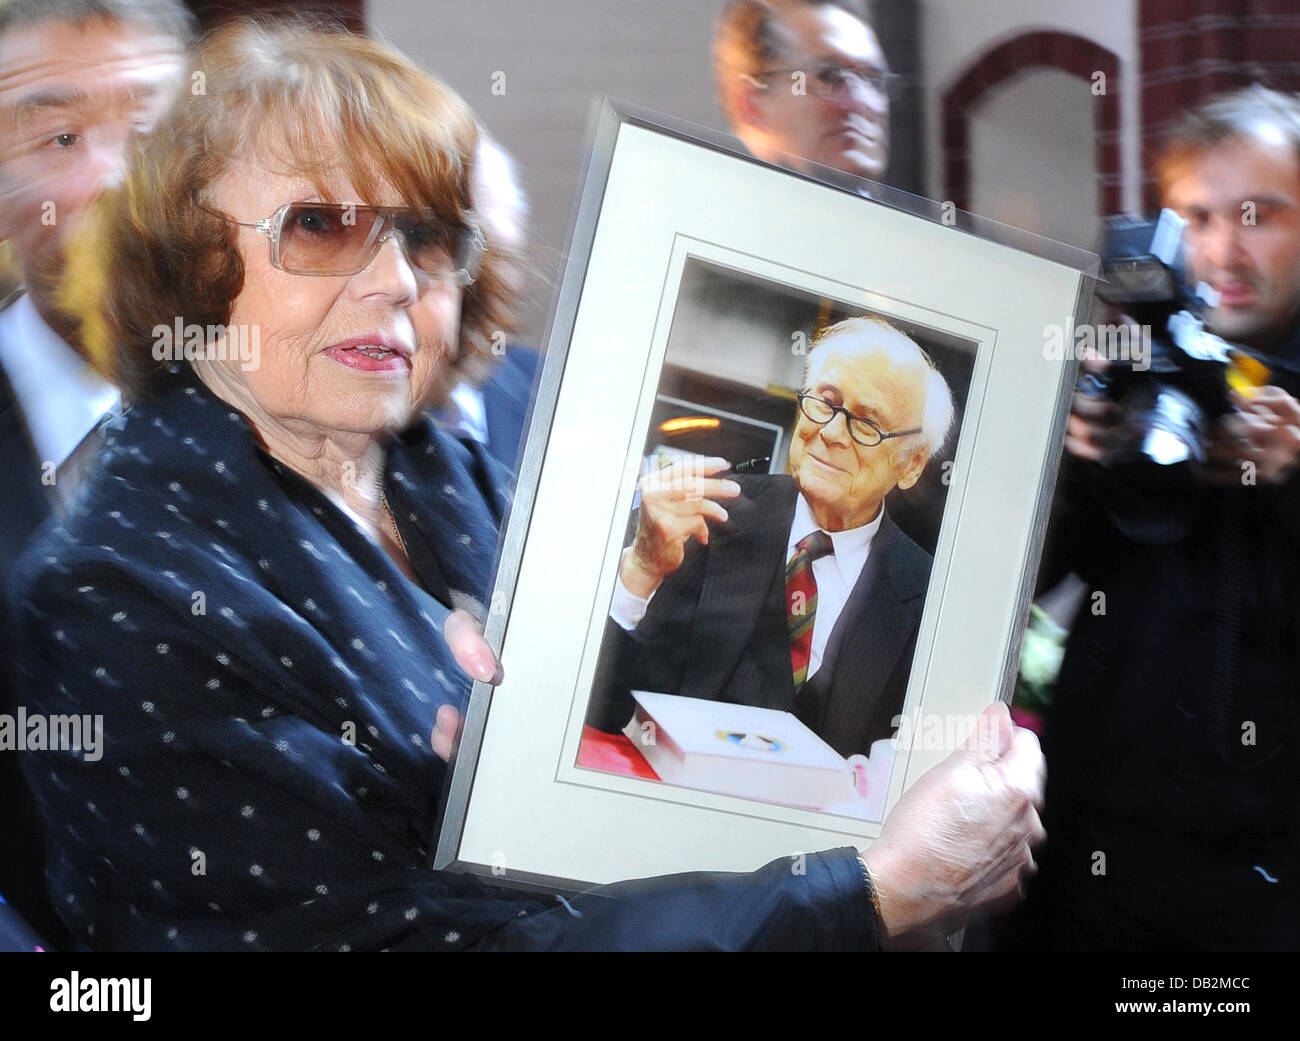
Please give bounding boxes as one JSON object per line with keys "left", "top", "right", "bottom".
{"left": 743, "top": 61, "right": 897, "bottom": 102}
{"left": 201, "top": 202, "right": 486, "bottom": 284}
{"left": 796, "top": 393, "right": 920, "bottom": 447}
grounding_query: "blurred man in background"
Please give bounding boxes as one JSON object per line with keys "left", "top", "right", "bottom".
{"left": 1006, "top": 86, "right": 1300, "bottom": 951}
{"left": 438, "top": 132, "right": 540, "bottom": 478}
{"left": 0, "top": 0, "right": 191, "bottom": 944}
{"left": 713, "top": 0, "right": 891, "bottom": 182}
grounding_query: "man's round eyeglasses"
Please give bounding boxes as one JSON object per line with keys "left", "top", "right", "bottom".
{"left": 744, "top": 61, "right": 898, "bottom": 102}
{"left": 201, "top": 201, "right": 486, "bottom": 284}
{"left": 796, "top": 393, "right": 920, "bottom": 447}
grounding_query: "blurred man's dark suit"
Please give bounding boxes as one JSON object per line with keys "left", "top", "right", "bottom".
{"left": 1002, "top": 327, "right": 1300, "bottom": 951}
{"left": 587, "top": 473, "right": 930, "bottom": 757}
{"left": 440, "top": 346, "right": 540, "bottom": 482}
{"left": 480, "top": 347, "right": 539, "bottom": 475}
{"left": 0, "top": 359, "right": 63, "bottom": 944}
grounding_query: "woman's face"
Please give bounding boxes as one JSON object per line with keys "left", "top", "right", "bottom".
{"left": 203, "top": 162, "right": 462, "bottom": 440}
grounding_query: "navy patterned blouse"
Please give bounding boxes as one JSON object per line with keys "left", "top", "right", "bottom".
{"left": 8, "top": 365, "right": 872, "bottom": 951}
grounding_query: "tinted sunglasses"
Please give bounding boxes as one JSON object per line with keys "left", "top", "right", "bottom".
{"left": 203, "top": 201, "right": 486, "bottom": 284}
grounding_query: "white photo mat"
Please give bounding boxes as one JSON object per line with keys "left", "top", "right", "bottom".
{"left": 437, "top": 104, "right": 1094, "bottom": 890}
{"left": 555, "top": 236, "right": 988, "bottom": 821}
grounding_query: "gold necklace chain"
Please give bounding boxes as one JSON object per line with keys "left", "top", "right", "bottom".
{"left": 380, "top": 491, "right": 407, "bottom": 555}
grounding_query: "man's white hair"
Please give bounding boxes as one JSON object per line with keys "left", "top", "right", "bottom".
{"left": 804, "top": 316, "right": 955, "bottom": 457}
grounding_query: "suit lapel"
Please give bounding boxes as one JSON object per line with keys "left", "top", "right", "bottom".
{"left": 682, "top": 476, "right": 796, "bottom": 699}
{"left": 820, "top": 512, "right": 928, "bottom": 748}
{"left": 0, "top": 362, "right": 52, "bottom": 564}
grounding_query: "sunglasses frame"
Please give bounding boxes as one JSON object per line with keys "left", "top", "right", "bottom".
{"left": 739, "top": 61, "right": 898, "bottom": 103}
{"left": 204, "top": 201, "right": 487, "bottom": 285}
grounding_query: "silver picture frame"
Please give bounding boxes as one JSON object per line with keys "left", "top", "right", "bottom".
{"left": 435, "top": 98, "right": 1097, "bottom": 895}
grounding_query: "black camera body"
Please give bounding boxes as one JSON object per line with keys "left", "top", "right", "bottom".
{"left": 1087, "top": 210, "right": 1249, "bottom": 542}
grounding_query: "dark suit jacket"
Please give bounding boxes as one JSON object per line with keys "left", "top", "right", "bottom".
{"left": 0, "top": 362, "right": 50, "bottom": 564}
{"left": 479, "top": 344, "right": 540, "bottom": 475}
{"left": 0, "top": 358, "right": 68, "bottom": 946}
{"left": 588, "top": 474, "right": 932, "bottom": 757}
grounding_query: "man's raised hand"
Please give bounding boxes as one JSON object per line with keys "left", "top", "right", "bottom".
{"left": 619, "top": 455, "right": 741, "bottom": 598}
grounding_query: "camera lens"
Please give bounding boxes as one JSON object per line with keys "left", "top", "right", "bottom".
{"left": 1102, "top": 385, "right": 1208, "bottom": 543}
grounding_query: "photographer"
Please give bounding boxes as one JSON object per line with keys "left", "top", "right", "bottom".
{"left": 1003, "top": 86, "right": 1300, "bottom": 951}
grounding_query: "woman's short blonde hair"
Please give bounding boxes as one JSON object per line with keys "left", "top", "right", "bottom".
{"left": 63, "top": 18, "right": 512, "bottom": 399}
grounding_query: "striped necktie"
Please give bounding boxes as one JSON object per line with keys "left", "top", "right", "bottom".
{"left": 786, "top": 530, "right": 833, "bottom": 689}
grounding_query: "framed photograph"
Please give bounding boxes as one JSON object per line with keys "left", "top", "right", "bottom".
{"left": 436, "top": 100, "right": 1096, "bottom": 891}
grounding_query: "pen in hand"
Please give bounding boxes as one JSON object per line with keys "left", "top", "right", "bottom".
{"left": 728, "top": 456, "right": 771, "bottom": 475}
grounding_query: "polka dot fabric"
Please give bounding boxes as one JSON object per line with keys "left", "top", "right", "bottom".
{"left": 10, "top": 365, "right": 539, "bottom": 950}
{"left": 9, "top": 365, "right": 873, "bottom": 951}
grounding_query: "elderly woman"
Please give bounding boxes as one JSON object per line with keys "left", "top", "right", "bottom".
{"left": 10, "top": 21, "right": 1042, "bottom": 951}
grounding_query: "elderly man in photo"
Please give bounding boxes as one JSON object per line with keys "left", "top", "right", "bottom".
{"left": 589, "top": 317, "right": 953, "bottom": 758}
{"left": 713, "top": 0, "right": 892, "bottom": 182}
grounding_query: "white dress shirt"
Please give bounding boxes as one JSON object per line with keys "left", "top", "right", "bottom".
{"left": 438, "top": 383, "right": 488, "bottom": 445}
{"left": 610, "top": 490, "right": 884, "bottom": 681}
{"left": 0, "top": 294, "right": 120, "bottom": 509}
{"left": 785, "top": 494, "right": 882, "bottom": 678}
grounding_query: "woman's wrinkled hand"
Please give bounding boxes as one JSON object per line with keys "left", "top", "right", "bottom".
{"left": 861, "top": 702, "right": 1046, "bottom": 950}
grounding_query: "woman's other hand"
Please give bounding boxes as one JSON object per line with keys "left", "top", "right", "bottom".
{"left": 432, "top": 609, "right": 504, "bottom": 762}
{"left": 431, "top": 704, "right": 462, "bottom": 762}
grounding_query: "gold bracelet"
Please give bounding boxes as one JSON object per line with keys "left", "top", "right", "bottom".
{"left": 857, "top": 853, "right": 884, "bottom": 951}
